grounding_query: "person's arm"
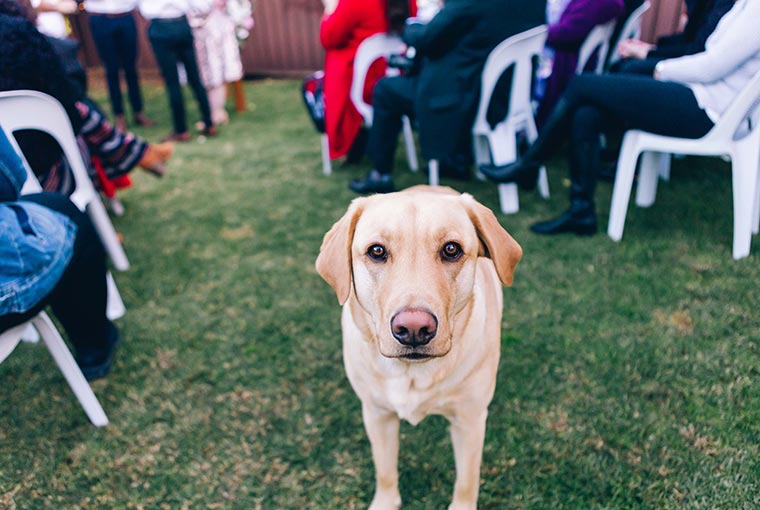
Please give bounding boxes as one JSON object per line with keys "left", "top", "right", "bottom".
{"left": 0, "top": 131, "right": 27, "bottom": 203}
{"left": 648, "top": 0, "right": 734, "bottom": 60}
{"left": 401, "top": 0, "right": 476, "bottom": 60}
{"left": 319, "top": 0, "right": 361, "bottom": 50}
{"left": 31, "top": 0, "right": 78, "bottom": 14}
{"left": 547, "top": 0, "right": 624, "bottom": 50}
{"left": 657, "top": 2, "right": 759, "bottom": 84}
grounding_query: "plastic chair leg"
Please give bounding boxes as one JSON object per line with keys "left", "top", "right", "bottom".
{"left": 428, "top": 159, "right": 439, "bottom": 186}
{"left": 402, "top": 116, "right": 419, "bottom": 172}
{"left": 498, "top": 184, "right": 520, "bottom": 214}
{"left": 730, "top": 145, "right": 760, "bottom": 259}
{"left": 34, "top": 313, "right": 109, "bottom": 427}
{"left": 106, "top": 272, "right": 126, "bottom": 320}
{"left": 607, "top": 140, "right": 640, "bottom": 241}
{"left": 635, "top": 151, "right": 661, "bottom": 207}
{"left": 87, "top": 198, "right": 129, "bottom": 271}
{"left": 321, "top": 134, "right": 332, "bottom": 176}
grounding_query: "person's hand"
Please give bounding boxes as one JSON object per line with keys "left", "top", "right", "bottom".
{"left": 616, "top": 38, "right": 654, "bottom": 60}
{"left": 57, "top": 0, "right": 79, "bottom": 14}
{"left": 322, "top": 0, "right": 338, "bottom": 15}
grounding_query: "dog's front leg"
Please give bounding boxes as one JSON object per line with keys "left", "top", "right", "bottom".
{"left": 362, "top": 403, "right": 402, "bottom": 510}
{"left": 448, "top": 409, "right": 488, "bottom": 510}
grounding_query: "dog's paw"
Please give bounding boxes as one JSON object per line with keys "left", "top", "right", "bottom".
{"left": 368, "top": 491, "right": 402, "bottom": 510}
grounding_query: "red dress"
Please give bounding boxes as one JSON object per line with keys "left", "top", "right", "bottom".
{"left": 319, "top": 0, "right": 388, "bottom": 160}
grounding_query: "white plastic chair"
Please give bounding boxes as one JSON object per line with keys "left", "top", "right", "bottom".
{"left": 576, "top": 19, "right": 616, "bottom": 75}
{"left": 472, "top": 25, "right": 551, "bottom": 214}
{"left": 0, "top": 312, "right": 109, "bottom": 426}
{"left": 0, "top": 90, "right": 130, "bottom": 271}
{"left": 607, "top": 69, "right": 760, "bottom": 260}
{"left": 350, "top": 33, "right": 420, "bottom": 174}
{"left": 605, "top": 1, "right": 651, "bottom": 70}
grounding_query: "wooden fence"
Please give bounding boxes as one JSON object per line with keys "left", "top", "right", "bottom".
{"left": 71, "top": 0, "right": 684, "bottom": 78}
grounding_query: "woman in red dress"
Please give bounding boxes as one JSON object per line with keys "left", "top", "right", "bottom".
{"left": 320, "top": 0, "right": 415, "bottom": 162}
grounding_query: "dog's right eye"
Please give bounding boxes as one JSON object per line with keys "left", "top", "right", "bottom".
{"left": 367, "top": 244, "right": 388, "bottom": 262}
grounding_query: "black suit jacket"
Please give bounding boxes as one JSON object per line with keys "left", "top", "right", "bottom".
{"left": 402, "top": 0, "right": 546, "bottom": 166}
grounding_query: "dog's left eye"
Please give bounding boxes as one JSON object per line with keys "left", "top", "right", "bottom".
{"left": 440, "top": 242, "right": 463, "bottom": 261}
{"left": 367, "top": 244, "right": 388, "bottom": 262}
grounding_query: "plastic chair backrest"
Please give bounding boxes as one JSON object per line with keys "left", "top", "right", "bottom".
{"left": 576, "top": 19, "right": 616, "bottom": 74}
{"left": 350, "top": 33, "right": 406, "bottom": 125}
{"left": 708, "top": 68, "right": 760, "bottom": 143}
{"left": 606, "top": 1, "right": 651, "bottom": 69}
{"left": 0, "top": 90, "right": 95, "bottom": 211}
{"left": 0, "top": 89, "right": 130, "bottom": 272}
{"left": 473, "top": 25, "right": 548, "bottom": 133}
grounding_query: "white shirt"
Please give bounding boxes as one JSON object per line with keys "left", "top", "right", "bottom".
{"left": 138, "top": 0, "right": 212, "bottom": 19}
{"left": 84, "top": 0, "right": 138, "bottom": 15}
{"left": 30, "top": 0, "right": 68, "bottom": 38}
{"left": 657, "top": 0, "right": 760, "bottom": 123}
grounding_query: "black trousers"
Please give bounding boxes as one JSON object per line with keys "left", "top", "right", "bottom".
{"left": 540, "top": 73, "right": 715, "bottom": 203}
{"left": 367, "top": 75, "right": 417, "bottom": 174}
{"left": 89, "top": 12, "right": 144, "bottom": 117}
{"left": 0, "top": 194, "right": 110, "bottom": 354}
{"left": 147, "top": 16, "right": 212, "bottom": 134}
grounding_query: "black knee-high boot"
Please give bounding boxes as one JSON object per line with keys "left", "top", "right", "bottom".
{"left": 479, "top": 98, "right": 572, "bottom": 187}
{"left": 530, "top": 140, "right": 598, "bottom": 235}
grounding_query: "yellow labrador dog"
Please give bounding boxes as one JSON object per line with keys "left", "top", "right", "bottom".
{"left": 316, "top": 186, "right": 522, "bottom": 510}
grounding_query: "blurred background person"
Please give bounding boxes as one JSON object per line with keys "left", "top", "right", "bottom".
{"left": 614, "top": 0, "right": 733, "bottom": 76}
{"left": 139, "top": 0, "right": 216, "bottom": 142}
{"left": 319, "top": 0, "right": 416, "bottom": 165}
{"left": 84, "top": 0, "right": 154, "bottom": 132}
{"left": 191, "top": 0, "right": 252, "bottom": 126}
{"left": 534, "top": 0, "right": 624, "bottom": 128}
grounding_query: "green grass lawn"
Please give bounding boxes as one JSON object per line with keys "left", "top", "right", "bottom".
{"left": 1, "top": 79, "right": 758, "bottom": 510}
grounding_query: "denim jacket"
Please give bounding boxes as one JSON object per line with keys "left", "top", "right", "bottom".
{"left": 0, "top": 129, "right": 76, "bottom": 315}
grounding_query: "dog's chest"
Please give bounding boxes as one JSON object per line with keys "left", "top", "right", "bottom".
{"left": 384, "top": 374, "right": 448, "bottom": 426}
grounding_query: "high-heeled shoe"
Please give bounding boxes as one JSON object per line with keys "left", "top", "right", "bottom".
{"left": 479, "top": 159, "right": 539, "bottom": 190}
{"left": 139, "top": 142, "right": 174, "bottom": 177}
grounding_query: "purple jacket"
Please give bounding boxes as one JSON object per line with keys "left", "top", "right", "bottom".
{"left": 537, "top": 0, "right": 624, "bottom": 128}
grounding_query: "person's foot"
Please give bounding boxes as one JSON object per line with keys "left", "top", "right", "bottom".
{"left": 139, "top": 142, "right": 175, "bottom": 177}
{"left": 200, "top": 124, "right": 218, "bottom": 137}
{"left": 348, "top": 169, "right": 395, "bottom": 194}
{"left": 162, "top": 132, "right": 191, "bottom": 143}
{"left": 114, "top": 114, "right": 127, "bottom": 133}
{"left": 439, "top": 162, "right": 471, "bottom": 181}
{"left": 134, "top": 111, "right": 155, "bottom": 127}
{"left": 530, "top": 204, "right": 597, "bottom": 236}
{"left": 479, "top": 160, "right": 539, "bottom": 190}
{"left": 76, "top": 321, "right": 121, "bottom": 382}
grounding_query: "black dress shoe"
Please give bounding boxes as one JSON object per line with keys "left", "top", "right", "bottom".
{"left": 348, "top": 170, "right": 395, "bottom": 194}
{"left": 530, "top": 204, "right": 597, "bottom": 236}
{"left": 479, "top": 160, "right": 539, "bottom": 191}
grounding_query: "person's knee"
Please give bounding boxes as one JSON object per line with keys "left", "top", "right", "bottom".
{"left": 571, "top": 105, "right": 603, "bottom": 142}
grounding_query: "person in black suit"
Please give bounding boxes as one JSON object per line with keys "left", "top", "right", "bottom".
{"left": 613, "top": 0, "right": 733, "bottom": 76}
{"left": 349, "top": 0, "right": 546, "bottom": 194}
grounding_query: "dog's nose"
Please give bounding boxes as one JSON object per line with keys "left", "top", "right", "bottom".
{"left": 391, "top": 308, "right": 438, "bottom": 347}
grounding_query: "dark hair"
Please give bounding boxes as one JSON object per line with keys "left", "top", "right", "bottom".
{"left": 0, "top": 0, "right": 37, "bottom": 23}
{"left": 386, "top": 0, "right": 410, "bottom": 35}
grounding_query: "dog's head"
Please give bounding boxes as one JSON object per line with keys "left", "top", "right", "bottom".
{"left": 316, "top": 186, "right": 522, "bottom": 361}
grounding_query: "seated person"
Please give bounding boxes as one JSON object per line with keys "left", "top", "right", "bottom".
{"left": 480, "top": 0, "right": 759, "bottom": 237}
{"left": 0, "top": 2, "right": 173, "bottom": 194}
{"left": 0, "top": 129, "right": 120, "bottom": 381}
{"left": 349, "top": 0, "right": 546, "bottom": 194}
{"left": 319, "top": 0, "right": 416, "bottom": 165}
{"left": 535, "top": 0, "right": 624, "bottom": 128}
{"left": 614, "top": 0, "right": 733, "bottom": 76}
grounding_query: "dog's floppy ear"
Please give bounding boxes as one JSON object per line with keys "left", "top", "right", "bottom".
{"left": 316, "top": 199, "right": 365, "bottom": 304}
{"left": 462, "top": 194, "right": 522, "bottom": 286}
